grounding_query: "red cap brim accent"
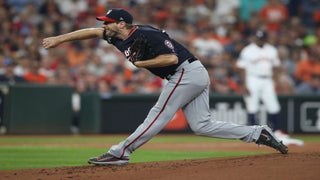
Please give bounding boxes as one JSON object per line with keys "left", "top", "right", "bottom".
{"left": 96, "top": 16, "right": 117, "bottom": 23}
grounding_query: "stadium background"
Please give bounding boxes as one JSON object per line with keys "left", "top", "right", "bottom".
{"left": 0, "top": 1, "right": 320, "bottom": 179}
{"left": 1, "top": 0, "right": 320, "bottom": 135}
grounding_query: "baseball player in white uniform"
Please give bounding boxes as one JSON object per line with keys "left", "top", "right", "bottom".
{"left": 237, "top": 30, "right": 303, "bottom": 146}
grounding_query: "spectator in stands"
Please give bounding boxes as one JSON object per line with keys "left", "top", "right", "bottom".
{"left": 191, "top": 28, "right": 224, "bottom": 64}
{"left": 0, "top": 53, "right": 6, "bottom": 75}
{"left": 210, "top": 0, "right": 240, "bottom": 26}
{"left": 6, "top": 0, "right": 40, "bottom": 13}
{"left": 100, "top": 63, "right": 117, "bottom": 90}
{"left": 286, "top": 0, "right": 303, "bottom": 17}
{"left": 23, "top": 60, "right": 47, "bottom": 83}
{"left": 52, "top": 62, "right": 73, "bottom": 86}
{"left": 1, "top": 0, "right": 320, "bottom": 95}
{"left": 97, "top": 79, "right": 112, "bottom": 99}
{"left": 300, "top": 0, "right": 320, "bottom": 28}
{"left": 129, "top": 69, "right": 163, "bottom": 94}
{"left": 313, "top": 26, "right": 320, "bottom": 47}
{"left": 85, "top": 72, "right": 99, "bottom": 92}
{"left": 38, "top": 0, "right": 62, "bottom": 17}
{"left": 38, "top": 0, "right": 63, "bottom": 36}
{"left": 0, "top": 18, "right": 12, "bottom": 44}
{"left": 96, "top": 42, "right": 120, "bottom": 64}
{"left": 20, "top": 2, "right": 42, "bottom": 27}
{"left": 163, "top": 19, "right": 186, "bottom": 45}
{"left": 0, "top": 58, "right": 25, "bottom": 85}
{"left": 295, "top": 74, "right": 320, "bottom": 94}
{"left": 13, "top": 55, "right": 30, "bottom": 77}
{"left": 55, "top": 0, "right": 87, "bottom": 19}
{"left": 184, "top": 0, "right": 212, "bottom": 27}
{"left": 66, "top": 42, "right": 90, "bottom": 68}
{"left": 259, "top": 0, "right": 289, "bottom": 32}
{"left": 224, "top": 30, "right": 247, "bottom": 59}
{"left": 87, "top": 53, "right": 106, "bottom": 77}
{"left": 294, "top": 45, "right": 320, "bottom": 84}
{"left": 240, "top": 15, "right": 262, "bottom": 38}
{"left": 209, "top": 66, "right": 240, "bottom": 94}
{"left": 239, "top": 0, "right": 266, "bottom": 22}
{"left": 276, "top": 46, "right": 295, "bottom": 94}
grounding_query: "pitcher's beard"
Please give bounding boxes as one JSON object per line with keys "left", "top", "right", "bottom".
{"left": 105, "top": 28, "right": 119, "bottom": 38}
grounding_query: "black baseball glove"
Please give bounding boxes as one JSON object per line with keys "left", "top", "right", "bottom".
{"left": 128, "top": 35, "right": 155, "bottom": 64}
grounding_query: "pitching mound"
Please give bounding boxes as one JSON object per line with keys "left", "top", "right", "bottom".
{"left": 1, "top": 141, "right": 319, "bottom": 180}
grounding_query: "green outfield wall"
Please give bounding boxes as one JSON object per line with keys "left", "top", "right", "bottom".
{"left": 2, "top": 84, "right": 73, "bottom": 134}
{"left": 1, "top": 85, "right": 319, "bottom": 134}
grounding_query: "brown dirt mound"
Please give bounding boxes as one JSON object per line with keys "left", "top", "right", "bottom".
{"left": 0, "top": 136, "right": 320, "bottom": 180}
{"left": 1, "top": 143, "right": 320, "bottom": 180}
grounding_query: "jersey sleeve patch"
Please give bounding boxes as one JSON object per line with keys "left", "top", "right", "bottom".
{"left": 164, "top": 40, "right": 174, "bottom": 50}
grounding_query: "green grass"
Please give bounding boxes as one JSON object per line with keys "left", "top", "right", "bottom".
{"left": 0, "top": 146, "right": 257, "bottom": 170}
{"left": 0, "top": 134, "right": 319, "bottom": 170}
{"left": 0, "top": 146, "right": 93, "bottom": 169}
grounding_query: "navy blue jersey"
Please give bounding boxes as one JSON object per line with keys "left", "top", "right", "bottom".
{"left": 103, "top": 25, "right": 196, "bottom": 78}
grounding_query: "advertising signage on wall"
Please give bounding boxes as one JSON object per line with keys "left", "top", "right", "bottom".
{"left": 5, "top": 86, "right": 320, "bottom": 134}
{"left": 101, "top": 94, "right": 320, "bottom": 134}
{"left": 300, "top": 102, "right": 320, "bottom": 132}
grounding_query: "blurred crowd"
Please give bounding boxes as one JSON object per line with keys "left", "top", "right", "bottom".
{"left": 1, "top": 0, "right": 320, "bottom": 96}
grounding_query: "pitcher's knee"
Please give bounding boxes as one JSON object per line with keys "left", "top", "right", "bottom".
{"left": 191, "top": 125, "right": 211, "bottom": 136}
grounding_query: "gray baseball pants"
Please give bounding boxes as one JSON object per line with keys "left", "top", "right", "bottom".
{"left": 109, "top": 60, "right": 263, "bottom": 159}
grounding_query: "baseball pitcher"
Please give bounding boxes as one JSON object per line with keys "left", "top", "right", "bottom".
{"left": 43, "top": 9, "right": 288, "bottom": 165}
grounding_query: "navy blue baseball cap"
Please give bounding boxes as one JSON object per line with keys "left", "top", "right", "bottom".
{"left": 255, "top": 30, "right": 268, "bottom": 40}
{"left": 96, "top": 8, "right": 133, "bottom": 24}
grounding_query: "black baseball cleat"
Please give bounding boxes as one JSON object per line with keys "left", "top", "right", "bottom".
{"left": 88, "top": 153, "right": 129, "bottom": 165}
{"left": 256, "top": 126, "right": 288, "bottom": 154}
